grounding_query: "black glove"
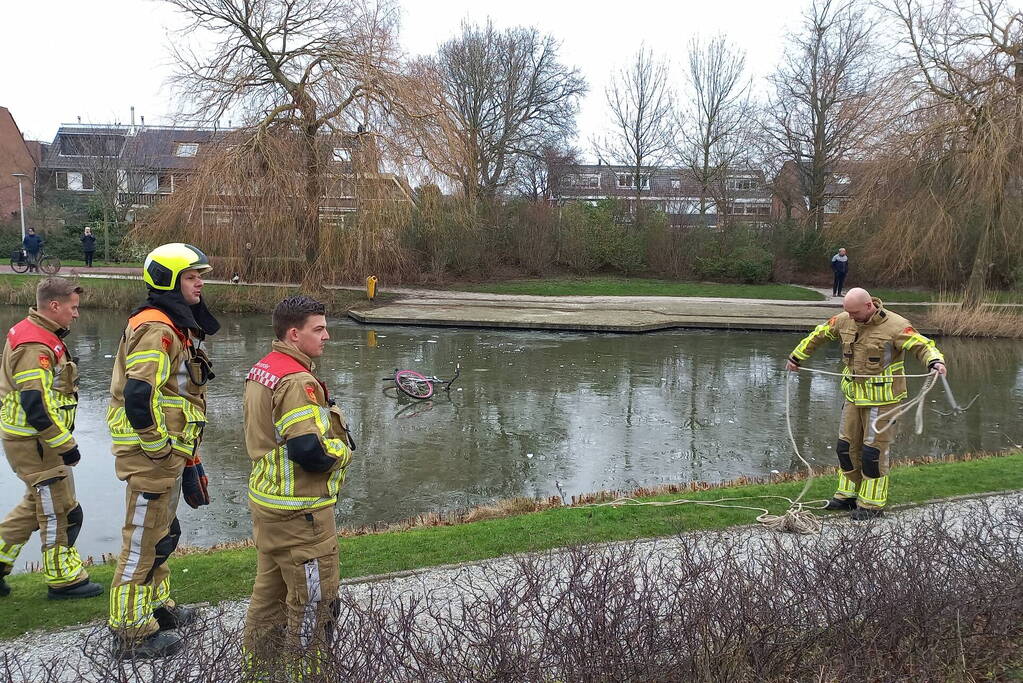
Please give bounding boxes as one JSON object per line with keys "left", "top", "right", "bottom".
{"left": 61, "top": 446, "right": 81, "bottom": 466}
{"left": 182, "top": 458, "right": 210, "bottom": 508}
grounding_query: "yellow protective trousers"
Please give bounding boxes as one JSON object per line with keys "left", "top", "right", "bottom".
{"left": 834, "top": 401, "right": 900, "bottom": 509}
{"left": 0, "top": 438, "right": 88, "bottom": 587}
{"left": 243, "top": 503, "right": 340, "bottom": 665}
{"left": 108, "top": 475, "right": 182, "bottom": 640}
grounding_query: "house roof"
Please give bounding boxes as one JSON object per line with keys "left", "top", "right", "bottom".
{"left": 39, "top": 125, "right": 228, "bottom": 172}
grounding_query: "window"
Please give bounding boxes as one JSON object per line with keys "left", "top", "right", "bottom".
{"left": 824, "top": 199, "right": 841, "bottom": 214}
{"left": 158, "top": 174, "right": 174, "bottom": 193}
{"left": 832, "top": 173, "right": 851, "bottom": 184}
{"left": 725, "top": 176, "right": 756, "bottom": 192}
{"left": 616, "top": 173, "right": 650, "bottom": 190}
{"left": 670, "top": 179, "right": 682, "bottom": 190}
{"left": 332, "top": 147, "right": 351, "bottom": 163}
{"left": 58, "top": 134, "right": 125, "bottom": 157}
{"left": 57, "top": 171, "right": 94, "bottom": 191}
{"left": 564, "top": 173, "right": 600, "bottom": 189}
{"left": 175, "top": 143, "right": 199, "bottom": 157}
{"left": 728, "top": 202, "right": 771, "bottom": 216}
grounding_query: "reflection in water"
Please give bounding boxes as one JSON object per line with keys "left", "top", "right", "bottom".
{"left": 1, "top": 306, "right": 1021, "bottom": 570}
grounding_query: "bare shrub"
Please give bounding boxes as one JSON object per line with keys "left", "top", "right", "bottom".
{"left": 923, "top": 304, "right": 1023, "bottom": 338}
{"left": 7, "top": 500, "right": 1023, "bottom": 681}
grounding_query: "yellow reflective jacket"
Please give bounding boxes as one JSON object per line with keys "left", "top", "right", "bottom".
{"left": 0, "top": 309, "right": 78, "bottom": 452}
{"left": 107, "top": 308, "right": 212, "bottom": 481}
{"left": 790, "top": 298, "right": 945, "bottom": 406}
{"left": 244, "top": 342, "right": 352, "bottom": 512}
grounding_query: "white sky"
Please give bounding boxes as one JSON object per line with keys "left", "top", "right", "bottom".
{"left": 2, "top": 0, "right": 808, "bottom": 160}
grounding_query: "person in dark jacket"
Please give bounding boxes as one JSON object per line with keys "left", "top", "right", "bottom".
{"left": 23, "top": 228, "right": 43, "bottom": 273}
{"left": 831, "top": 248, "right": 849, "bottom": 297}
{"left": 81, "top": 228, "right": 96, "bottom": 267}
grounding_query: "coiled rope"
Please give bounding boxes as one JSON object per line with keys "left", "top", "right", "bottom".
{"left": 583, "top": 367, "right": 957, "bottom": 535}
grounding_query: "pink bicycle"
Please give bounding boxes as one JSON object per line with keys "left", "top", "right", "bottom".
{"left": 383, "top": 364, "right": 460, "bottom": 400}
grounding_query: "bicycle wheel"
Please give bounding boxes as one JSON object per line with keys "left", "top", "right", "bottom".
{"left": 10, "top": 256, "right": 28, "bottom": 273}
{"left": 39, "top": 256, "right": 61, "bottom": 275}
{"left": 394, "top": 370, "right": 434, "bottom": 399}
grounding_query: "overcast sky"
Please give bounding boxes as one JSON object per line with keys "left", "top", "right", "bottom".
{"left": 2, "top": 0, "right": 808, "bottom": 159}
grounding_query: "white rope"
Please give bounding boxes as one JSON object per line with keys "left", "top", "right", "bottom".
{"left": 583, "top": 367, "right": 949, "bottom": 535}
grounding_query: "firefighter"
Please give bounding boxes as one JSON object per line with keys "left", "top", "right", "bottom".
{"left": 0, "top": 278, "right": 102, "bottom": 600}
{"left": 786, "top": 287, "right": 946, "bottom": 520}
{"left": 107, "top": 243, "right": 219, "bottom": 658}
{"left": 242, "top": 295, "right": 353, "bottom": 670}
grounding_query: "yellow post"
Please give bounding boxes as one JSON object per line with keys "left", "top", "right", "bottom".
{"left": 366, "top": 275, "right": 378, "bottom": 300}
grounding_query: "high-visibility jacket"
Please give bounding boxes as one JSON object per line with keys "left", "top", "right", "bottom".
{"left": 244, "top": 342, "right": 352, "bottom": 512}
{"left": 0, "top": 309, "right": 78, "bottom": 452}
{"left": 790, "top": 298, "right": 945, "bottom": 406}
{"left": 107, "top": 308, "right": 212, "bottom": 481}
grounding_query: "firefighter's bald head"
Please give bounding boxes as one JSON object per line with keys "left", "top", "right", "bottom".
{"left": 843, "top": 288, "right": 875, "bottom": 322}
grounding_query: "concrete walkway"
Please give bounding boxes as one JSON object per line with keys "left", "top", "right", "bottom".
{"left": 348, "top": 288, "right": 921, "bottom": 334}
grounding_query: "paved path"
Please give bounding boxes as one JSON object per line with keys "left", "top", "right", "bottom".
{"left": 2, "top": 490, "right": 1018, "bottom": 681}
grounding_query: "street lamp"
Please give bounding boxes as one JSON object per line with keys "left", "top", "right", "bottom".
{"left": 11, "top": 173, "right": 27, "bottom": 242}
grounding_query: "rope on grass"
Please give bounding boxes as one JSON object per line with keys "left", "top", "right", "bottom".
{"left": 583, "top": 368, "right": 952, "bottom": 536}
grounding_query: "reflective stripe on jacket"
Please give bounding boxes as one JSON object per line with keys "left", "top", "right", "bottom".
{"left": 790, "top": 298, "right": 944, "bottom": 406}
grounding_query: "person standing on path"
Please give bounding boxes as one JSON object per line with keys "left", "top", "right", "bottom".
{"left": 23, "top": 228, "right": 42, "bottom": 273}
{"left": 242, "top": 295, "right": 354, "bottom": 673}
{"left": 81, "top": 228, "right": 96, "bottom": 268}
{"left": 831, "top": 248, "right": 849, "bottom": 297}
{"left": 0, "top": 278, "right": 102, "bottom": 600}
{"left": 785, "top": 288, "right": 946, "bottom": 520}
{"left": 106, "top": 243, "right": 219, "bottom": 659}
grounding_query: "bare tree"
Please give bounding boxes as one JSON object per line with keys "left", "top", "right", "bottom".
{"left": 766, "top": 0, "right": 890, "bottom": 232}
{"left": 163, "top": 0, "right": 409, "bottom": 281}
{"left": 596, "top": 46, "right": 675, "bottom": 212}
{"left": 513, "top": 143, "right": 580, "bottom": 201}
{"left": 677, "top": 35, "right": 755, "bottom": 224}
{"left": 410, "top": 22, "right": 586, "bottom": 201}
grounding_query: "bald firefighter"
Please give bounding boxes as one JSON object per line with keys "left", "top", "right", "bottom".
{"left": 0, "top": 278, "right": 102, "bottom": 600}
{"left": 242, "top": 295, "right": 354, "bottom": 669}
{"left": 786, "top": 288, "right": 947, "bottom": 519}
{"left": 107, "top": 244, "right": 219, "bottom": 658}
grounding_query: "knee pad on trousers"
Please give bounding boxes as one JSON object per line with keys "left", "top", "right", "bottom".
{"left": 144, "top": 518, "right": 183, "bottom": 583}
{"left": 861, "top": 445, "right": 881, "bottom": 478}
{"left": 836, "top": 439, "right": 853, "bottom": 471}
{"left": 66, "top": 504, "right": 83, "bottom": 547}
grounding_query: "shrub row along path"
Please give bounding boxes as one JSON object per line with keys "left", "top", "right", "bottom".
{"left": 3, "top": 490, "right": 1019, "bottom": 681}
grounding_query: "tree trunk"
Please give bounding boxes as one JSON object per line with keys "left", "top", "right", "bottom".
{"left": 963, "top": 190, "right": 999, "bottom": 309}
{"left": 102, "top": 206, "right": 110, "bottom": 263}
{"left": 300, "top": 128, "right": 322, "bottom": 288}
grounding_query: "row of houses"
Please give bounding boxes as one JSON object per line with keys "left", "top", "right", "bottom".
{"left": 1, "top": 106, "right": 858, "bottom": 230}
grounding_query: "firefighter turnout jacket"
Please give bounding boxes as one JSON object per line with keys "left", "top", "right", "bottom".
{"left": 789, "top": 298, "right": 944, "bottom": 406}
{"left": 244, "top": 341, "right": 352, "bottom": 511}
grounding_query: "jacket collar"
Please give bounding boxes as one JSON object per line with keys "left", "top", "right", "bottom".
{"left": 271, "top": 340, "right": 314, "bottom": 372}
{"left": 863, "top": 297, "right": 887, "bottom": 326}
{"left": 28, "top": 308, "right": 69, "bottom": 338}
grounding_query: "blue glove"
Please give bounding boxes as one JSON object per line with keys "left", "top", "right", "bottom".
{"left": 182, "top": 458, "right": 210, "bottom": 508}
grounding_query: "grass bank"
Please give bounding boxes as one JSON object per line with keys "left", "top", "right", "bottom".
{"left": 452, "top": 276, "right": 826, "bottom": 301}
{"left": 0, "top": 274, "right": 379, "bottom": 315}
{"left": 2, "top": 451, "right": 1021, "bottom": 640}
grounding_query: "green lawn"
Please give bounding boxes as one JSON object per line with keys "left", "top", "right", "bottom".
{"left": 452, "top": 277, "right": 826, "bottom": 301}
{"left": 2, "top": 452, "right": 1021, "bottom": 639}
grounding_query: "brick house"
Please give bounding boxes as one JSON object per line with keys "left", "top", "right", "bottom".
{"left": 0, "top": 106, "right": 44, "bottom": 224}
{"left": 772, "top": 159, "right": 868, "bottom": 225}
{"left": 37, "top": 123, "right": 413, "bottom": 227}
{"left": 553, "top": 163, "right": 774, "bottom": 227}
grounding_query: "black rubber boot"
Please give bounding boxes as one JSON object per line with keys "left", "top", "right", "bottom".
{"left": 155, "top": 604, "right": 199, "bottom": 631}
{"left": 824, "top": 497, "right": 857, "bottom": 511}
{"left": 47, "top": 578, "right": 103, "bottom": 600}
{"left": 0, "top": 576, "right": 10, "bottom": 597}
{"left": 113, "top": 630, "right": 184, "bottom": 660}
{"left": 851, "top": 507, "right": 885, "bottom": 521}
